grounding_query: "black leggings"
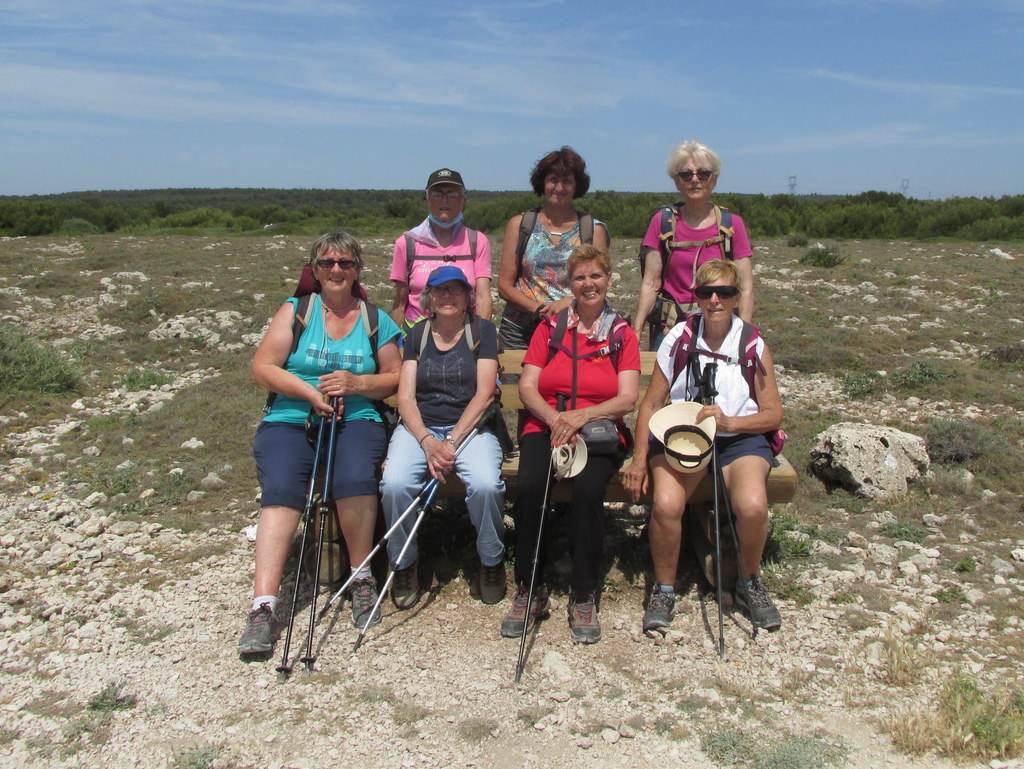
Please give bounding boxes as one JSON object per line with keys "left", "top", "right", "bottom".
{"left": 513, "top": 431, "right": 621, "bottom": 594}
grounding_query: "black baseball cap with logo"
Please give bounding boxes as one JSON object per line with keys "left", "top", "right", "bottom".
{"left": 425, "top": 168, "right": 465, "bottom": 189}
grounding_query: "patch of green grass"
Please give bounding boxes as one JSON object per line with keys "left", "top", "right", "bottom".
{"left": 926, "top": 419, "right": 1009, "bottom": 464}
{"left": 87, "top": 682, "right": 137, "bottom": 712}
{"left": 0, "top": 324, "right": 83, "bottom": 394}
{"left": 175, "top": 745, "right": 221, "bottom": 769}
{"left": 891, "top": 675, "right": 1024, "bottom": 760}
{"left": 934, "top": 585, "right": 967, "bottom": 604}
{"left": 881, "top": 520, "right": 929, "bottom": 543}
{"left": 702, "top": 725, "right": 847, "bottom": 769}
{"left": 121, "top": 369, "right": 174, "bottom": 390}
{"left": 775, "top": 582, "right": 815, "bottom": 606}
{"left": 954, "top": 556, "right": 977, "bottom": 573}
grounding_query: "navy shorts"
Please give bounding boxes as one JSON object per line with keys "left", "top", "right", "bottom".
{"left": 253, "top": 419, "right": 387, "bottom": 510}
{"left": 650, "top": 432, "right": 772, "bottom": 468}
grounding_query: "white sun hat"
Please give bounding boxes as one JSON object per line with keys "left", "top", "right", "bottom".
{"left": 648, "top": 401, "right": 717, "bottom": 473}
{"left": 552, "top": 436, "right": 588, "bottom": 479}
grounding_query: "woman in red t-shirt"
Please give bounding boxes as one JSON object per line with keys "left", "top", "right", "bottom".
{"left": 499, "top": 245, "right": 640, "bottom": 645}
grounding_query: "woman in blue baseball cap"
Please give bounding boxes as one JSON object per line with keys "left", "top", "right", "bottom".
{"left": 379, "top": 266, "right": 507, "bottom": 609}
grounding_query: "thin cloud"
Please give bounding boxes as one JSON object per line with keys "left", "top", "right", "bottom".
{"left": 814, "top": 69, "right": 1024, "bottom": 108}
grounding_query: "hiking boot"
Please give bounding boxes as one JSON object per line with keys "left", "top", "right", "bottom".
{"left": 735, "top": 575, "right": 782, "bottom": 631}
{"left": 238, "top": 602, "right": 279, "bottom": 655}
{"left": 500, "top": 584, "right": 550, "bottom": 638}
{"left": 642, "top": 588, "right": 676, "bottom": 632}
{"left": 568, "top": 592, "right": 600, "bottom": 644}
{"left": 350, "top": 576, "right": 382, "bottom": 629}
{"left": 391, "top": 562, "right": 420, "bottom": 610}
{"left": 478, "top": 562, "right": 507, "bottom": 605}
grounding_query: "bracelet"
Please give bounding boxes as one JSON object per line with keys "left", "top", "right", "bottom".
{"left": 445, "top": 436, "right": 457, "bottom": 447}
{"left": 418, "top": 434, "right": 433, "bottom": 445}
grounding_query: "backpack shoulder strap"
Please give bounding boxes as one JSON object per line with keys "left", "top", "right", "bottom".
{"left": 410, "top": 318, "right": 431, "bottom": 361}
{"left": 545, "top": 307, "right": 571, "bottom": 364}
{"left": 264, "top": 295, "right": 316, "bottom": 413}
{"left": 608, "top": 313, "right": 629, "bottom": 370}
{"left": 714, "top": 205, "right": 735, "bottom": 260}
{"left": 514, "top": 208, "right": 541, "bottom": 281}
{"left": 464, "top": 313, "right": 481, "bottom": 355}
{"left": 670, "top": 313, "right": 700, "bottom": 386}
{"left": 359, "top": 300, "right": 382, "bottom": 369}
{"left": 578, "top": 212, "right": 595, "bottom": 244}
{"left": 736, "top": 320, "right": 767, "bottom": 399}
{"left": 404, "top": 234, "right": 417, "bottom": 282}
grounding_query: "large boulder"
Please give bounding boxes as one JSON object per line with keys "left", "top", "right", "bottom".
{"left": 809, "top": 422, "right": 929, "bottom": 499}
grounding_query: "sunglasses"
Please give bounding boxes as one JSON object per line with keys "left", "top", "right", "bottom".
{"left": 316, "top": 258, "right": 358, "bottom": 270}
{"left": 431, "top": 284, "right": 467, "bottom": 296}
{"left": 677, "top": 169, "right": 714, "bottom": 181}
{"left": 694, "top": 284, "right": 740, "bottom": 299}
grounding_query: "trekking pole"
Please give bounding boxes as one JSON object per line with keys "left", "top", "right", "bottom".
{"left": 299, "top": 396, "right": 341, "bottom": 673}
{"left": 276, "top": 401, "right": 332, "bottom": 680}
{"left": 319, "top": 424, "right": 483, "bottom": 617}
{"left": 696, "top": 362, "right": 726, "bottom": 657}
{"left": 514, "top": 393, "right": 567, "bottom": 684}
{"left": 351, "top": 480, "right": 440, "bottom": 653}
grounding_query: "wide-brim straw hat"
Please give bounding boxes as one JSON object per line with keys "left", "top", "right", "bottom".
{"left": 649, "top": 402, "right": 716, "bottom": 473}
{"left": 552, "top": 436, "right": 588, "bottom": 479}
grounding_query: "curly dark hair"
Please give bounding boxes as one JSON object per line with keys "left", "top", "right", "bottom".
{"left": 529, "top": 146, "right": 590, "bottom": 198}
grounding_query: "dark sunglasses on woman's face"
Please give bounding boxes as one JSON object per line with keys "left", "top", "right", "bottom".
{"left": 694, "top": 284, "right": 740, "bottom": 299}
{"left": 316, "top": 258, "right": 358, "bottom": 270}
{"left": 677, "top": 169, "right": 713, "bottom": 181}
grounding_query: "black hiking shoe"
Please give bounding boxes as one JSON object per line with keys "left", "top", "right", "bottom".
{"left": 350, "top": 576, "right": 382, "bottom": 629}
{"left": 568, "top": 592, "right": 600, "bottom": 644}
{"left": 735, "top": 575, "right": 782, "bottom": 631}
{"left": 238, "top": 603, "right": 279, "bottom": 655}
{"left": 391, "top": 562, "right": 420, "bottom": 610}
{"left": 500, "top": 584, "right": 550, "bottom": 638}
{"left": 478, "top": 562, "right": 507, "bottom": 605}
{"left": 642, "top": 588, "right": 676, "bottom": 633}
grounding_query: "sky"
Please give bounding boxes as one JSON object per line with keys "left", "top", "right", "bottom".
{"left": 2, "top": 0, "right": 1023, "bottom": 199}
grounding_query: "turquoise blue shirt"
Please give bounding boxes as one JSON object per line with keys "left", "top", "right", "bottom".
{"left": 263, "top": 295, "right": 400, "bottom": 425}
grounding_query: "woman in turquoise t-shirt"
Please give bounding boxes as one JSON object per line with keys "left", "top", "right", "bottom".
{"left": 239, "top": 232, "right": 401, "bottom": 656}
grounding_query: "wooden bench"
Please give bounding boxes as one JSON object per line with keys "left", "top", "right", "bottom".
{"left": 403, "top": 350, "right": 797, "bottom": 507}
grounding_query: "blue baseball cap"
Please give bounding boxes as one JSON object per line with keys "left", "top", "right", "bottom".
{"left": 426, "top": 265, "right": 471, "bottom": 289}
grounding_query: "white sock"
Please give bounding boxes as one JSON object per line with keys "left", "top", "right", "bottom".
{"left": 351, "top": 566, "right": 372, "bottom": 581}
{"left": 252, "top": 595, "right": 277, "bottom": 612}
{"left": 657, "top": 584, "right": 675, "bottom": 594}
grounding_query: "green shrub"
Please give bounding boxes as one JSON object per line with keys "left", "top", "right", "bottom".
{"left": 925, "top": 420, "right": 1008, "bottom": 464}
{"left": 59, "top": 217, "right": 101, "bottom": 234}
{"left": 889, "top": 361, "right": 943, "bottom": 389}
{"left": 799, "top": 244, "right": 843, "bottom": 268}
{"left": 881, "top": 521, "right": 929, "bottom": 543}
{"left": 842, "top": 372, "right": 882, "bottom": 398}
{"left": 0, "top": 324, "right": 82, "bottom": 394}
{"left": 786, "top": 232, "right": 809, "bottom": 247}
{"left": 121, "top": 370, "right": 174, "bottom": 391}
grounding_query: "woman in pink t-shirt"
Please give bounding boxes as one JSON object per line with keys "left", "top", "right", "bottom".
{"left": 632, "top": 140, "right": 755, "bottom": 351}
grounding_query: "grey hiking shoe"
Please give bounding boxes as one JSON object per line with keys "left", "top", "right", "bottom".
{"left": 568, "top": 592, "right": 600, "bottom": 644}
{"left": 735, "top": 575, "right": 782, "bottom": 631}
{"left": 391, "top": 562, "right": 420, "bottom": 610}
{"left": 350, "top": 576, "right": 382, "bottom": 629}
{"left": 500, "top": 584, "right": 549, "bottom": 638}
{"left": 642, "top": 588, "right": 676, "bottom": 632}
{"left": 238, "top": 602, "right": 279, "bottom": 654}
{"left": 478, "top": 562, "right": 507, "bottom": 605}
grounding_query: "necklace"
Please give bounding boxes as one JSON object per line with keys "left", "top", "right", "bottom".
{"left": 322, "top": 298, "right": 359, "bottom": 314}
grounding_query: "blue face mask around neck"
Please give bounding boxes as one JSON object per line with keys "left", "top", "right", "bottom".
{"left": 428, "top": 213, "right": 463, "bottom": 230}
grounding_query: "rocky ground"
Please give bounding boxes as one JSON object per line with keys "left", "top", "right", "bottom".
{"left": 1, "top": 235, "right": 1022, "bottom": 768}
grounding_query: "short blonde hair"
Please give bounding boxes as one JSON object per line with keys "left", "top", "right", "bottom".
{"left": 666, "top": 140, "right": 722, "bottom": 178}
{"left": 695, "top": 258, "right": 739, "bottom": 288}
{"left": 566, "top": 244, "right": 612, "bottom": 280}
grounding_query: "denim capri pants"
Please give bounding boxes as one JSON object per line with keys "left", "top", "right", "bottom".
{"left": 650, "top": 432, "right": 772, "bottom": 468}
{"left": 253, "top": 419, "right": 387, "bottom": 510}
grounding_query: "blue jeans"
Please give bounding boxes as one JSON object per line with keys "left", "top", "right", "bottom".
{"left": 380, "top": 423, "right": 506, "bottom": 569}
